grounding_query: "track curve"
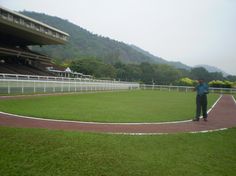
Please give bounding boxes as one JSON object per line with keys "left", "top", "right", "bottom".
{"left": 0, "top": 94, "right": 236, "bottom": 134}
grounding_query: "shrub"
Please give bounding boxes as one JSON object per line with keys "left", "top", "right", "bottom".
{"left": 209, "top": 80, "right": 233, "bottom": 88}
{"left": 176, "top": 77, "right": 197, "bottom": 86}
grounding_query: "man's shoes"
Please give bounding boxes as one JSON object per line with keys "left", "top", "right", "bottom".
{"left": 203, "top": 118, "right": 208, "bottom": 122}
{"left": 193, "top": 118, "right": 200, "bottom": 121}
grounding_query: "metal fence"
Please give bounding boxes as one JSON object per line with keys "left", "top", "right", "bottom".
{"left": 1, "top": 73, "right": 235, "bottom": 95}
{"left": 0, "top": 74, "right": 140, "bottom": 95}
{"left": 141, "top": 84, "right": 236, "bottom": 94}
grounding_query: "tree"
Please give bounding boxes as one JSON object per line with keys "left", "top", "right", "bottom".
{"left": 190, "top": 67, "right": 211, "bottom": 82}
{"left": 140, "top": 62, "right": 155, "bottom": 84}
{"left": 208, "top": 72, "right": 224, "bottom": 81}
{"left": 152, "top": 64, "right": 182, "bottom": 85}
{"left": 124, "top": 64, "right": 142, "bottom": 81}
{"left": 226, "top": 75, "right": 236, "bottom": 82}
{"left": 70, "top": 57, "right": 116, "bottom": 78}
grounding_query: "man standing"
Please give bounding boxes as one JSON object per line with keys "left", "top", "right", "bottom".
{"left": 193, "top": 79, "right": 209, "bottom": 121}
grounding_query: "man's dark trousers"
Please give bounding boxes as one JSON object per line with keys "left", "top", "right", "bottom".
{"left": 196, "top": 94, "right": 207, "bottom": 119}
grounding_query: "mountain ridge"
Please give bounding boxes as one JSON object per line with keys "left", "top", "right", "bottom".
{"left": 21, "top": 11, "right": 190, "bottom": 69}
{"left": 130, "top": 45, "right": 190, "bottom": 70}
{"left": 20, "top": 11, "right": 232, "bottom": 76}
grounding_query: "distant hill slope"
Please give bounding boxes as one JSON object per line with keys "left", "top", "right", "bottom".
{"left": 21, "top": 11, "right": 189, "bottom": 69}
{"left": 130, "top": 45, "right": 190, "bottom": 70}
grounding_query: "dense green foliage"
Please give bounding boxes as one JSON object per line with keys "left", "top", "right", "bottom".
{"left": 209, "top": 80, "right": 235, "bottom": 88}
{"left": 1, "top": 127, "right": 236, "bottom": 176}
{"left": 0, "top": 91, "right": 219, "bottom": 123}
{"left": 70, "top": 58, "right": 184, "bottom": 84}
{"left": 189, "top": 67, "right": 226, "bottom": 82}
{"left": 174, "top": 77, "right": 236, "bottom": 88}
{"left": 70, "top": 57, "right": 116, "bottom": 79}
{"left": 176, "top": 77, "right": 198, "bottom": 86}
{"left": 70, "top": 59, "right": 235, "bottom": 85}
{"left": 226, "top": 75, "right": 236, "bottom": 82}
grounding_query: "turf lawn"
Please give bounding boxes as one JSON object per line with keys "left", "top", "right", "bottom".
{"left": 0, "top": 127, "right": 236, "bottom": 176}
{"left": 0, "top": 90, "right": 219, "bottom": 122}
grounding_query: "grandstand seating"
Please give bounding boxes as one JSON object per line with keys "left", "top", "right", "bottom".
{"left": 0, "top": 58, "right": 53, "bottom": 76}
{"left": 0, "top": 44, "right": 57, "bottom": 76}
{"left": 0, "top": 6, "right": 69, "bottom": 77}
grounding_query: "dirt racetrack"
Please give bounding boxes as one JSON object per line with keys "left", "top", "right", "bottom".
{"left": 0, "top": 94, "right": 236, "bottom": 134}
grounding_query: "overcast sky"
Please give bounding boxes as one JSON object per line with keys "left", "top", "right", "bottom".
{"left": 1, "top": 0, "right": 236, "bottom": 75}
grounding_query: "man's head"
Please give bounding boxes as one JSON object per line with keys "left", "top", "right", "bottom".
{"left": 198, "top": 79, "right": 204, "bottom": 84}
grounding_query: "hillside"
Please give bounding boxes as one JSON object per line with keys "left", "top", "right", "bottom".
{"left": 130, "top": 45, "right": 190, "bottom": 70}
{"left": 21, "top": 11, "right": 189, "bottom": 69}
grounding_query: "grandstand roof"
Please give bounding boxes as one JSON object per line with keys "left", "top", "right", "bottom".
{"left": 0, "top": 5, "right": 69, "bottom": 46}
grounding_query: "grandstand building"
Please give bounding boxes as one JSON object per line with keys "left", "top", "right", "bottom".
{"left": 0, "top": 6, "right": 139, "bottom": 95}
{"left": 0, "top": 5, "right": 69, "bottom": 76}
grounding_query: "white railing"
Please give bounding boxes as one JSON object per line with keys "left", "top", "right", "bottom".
{"left": 1, "top": 74, "right": 235, "bottom": 95}
{"left": 0, "top": 73, "right": 139, "bottom": 95}
{"left": 140, "top": 84, "right": 236, "bottom": 94}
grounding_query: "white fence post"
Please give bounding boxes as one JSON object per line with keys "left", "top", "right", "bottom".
{"left": 44, "top": 81, "right": 46, "bottom": 93}
{"left": 75, "top": 81, "right": 77, "bottom": 92}
{"left": 22, "top": 81, "right": 24, "bottom": 94}
{"left": 34, "top": 80, "right": 36, "bottom": 93}
{"left": 7, "top": 80, "right": 10, "bottom": 94}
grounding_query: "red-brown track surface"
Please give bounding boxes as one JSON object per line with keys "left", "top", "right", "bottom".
{"left": 0, "top": 94, "right": 236, "bottom": 134}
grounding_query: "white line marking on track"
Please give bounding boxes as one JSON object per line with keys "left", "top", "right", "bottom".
{"left": 207, "top": 94, "right": 222, "bottom": 114}
{"left": 108, "top": 128, "right": 229, "bottom": 136}
{"left": 232, "top": 95, "right": 236, "bottom": 104}
{"left": 190, "top": 128, "right": 228, "bottom": 134}
{"left": 0, "top": 111, "right": 193, "bottom": 125}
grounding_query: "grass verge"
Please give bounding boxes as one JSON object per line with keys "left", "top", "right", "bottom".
{"left": 0, "top": 127, "right": 236, "bottom": 176}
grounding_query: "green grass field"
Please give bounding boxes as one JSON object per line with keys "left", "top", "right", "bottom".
{"left": 0, "top": 91, "right": 235, "bottom": 176}
{"left": 0, "top": 90, "right": 219, "bottom": 122}
{"left": 0, "top": 127, "right": 236, "bottom": 176}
